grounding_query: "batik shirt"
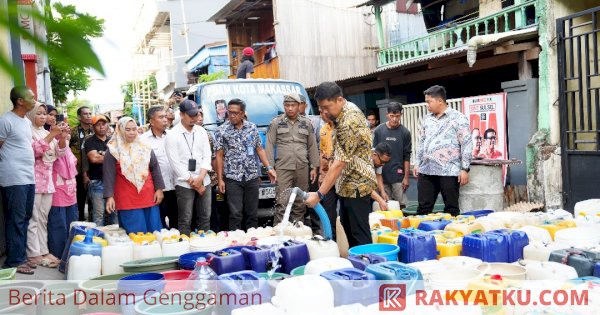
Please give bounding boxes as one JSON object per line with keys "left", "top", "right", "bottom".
{"left": 214, "top": 120, "right": 261, "bottom": 182}
{"left": 333, "top": 101, "right": 377, "bottom": 198}
{"left": 416, "top": 107, "right": 472, "bottom": 177}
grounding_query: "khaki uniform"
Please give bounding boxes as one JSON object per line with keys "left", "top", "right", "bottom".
{"left": 266, "top": 114, "right": 319, "bottom": 224}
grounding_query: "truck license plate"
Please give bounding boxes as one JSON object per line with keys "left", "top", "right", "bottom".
{"left": 259, "top": 187, "right": 276, "bottom": 199}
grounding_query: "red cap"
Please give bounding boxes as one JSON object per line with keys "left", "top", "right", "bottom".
{"left": 242, "top": 47, "right": 254, "bottom": 56}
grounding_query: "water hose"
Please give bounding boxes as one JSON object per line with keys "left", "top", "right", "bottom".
{"left": 293, "top": 187, "right": 333, "bottom": 240}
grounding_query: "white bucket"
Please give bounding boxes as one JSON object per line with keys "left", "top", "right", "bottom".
{"left": 271, "top": 275, "right": 334, "bottom": 315}
{"left": 518, "top": 226, "right": 552, "bottom": 243}
{"left": 409, "top": 260, "right": 443, "bottom": 288}
{"left": 428, "top": 269, "right": 483, "bottom": 291}
{"left": 554, "top": 227, "right": 600, "bottom": 247}
{"left": 476, "top": 262, "right": 527, "bottom": 280}
{"left": 67, "top": 254, "right": 101, "bottom": 280}
{"left": 439, "top": 256, "right": 483, "bottom": 270}
{"left": 101, "top": 244, "right": 133, "bottom": 275}
{"left": 304, "top": 257, "right": 353, "bottom": 276}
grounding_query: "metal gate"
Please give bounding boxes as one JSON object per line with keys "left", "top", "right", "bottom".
{"left": 557, "top": 7, "right": 600, "bottom": 210}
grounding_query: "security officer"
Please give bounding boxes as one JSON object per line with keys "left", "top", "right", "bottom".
{"left": 266, "top": 93, "right": 320, "bottom": 225}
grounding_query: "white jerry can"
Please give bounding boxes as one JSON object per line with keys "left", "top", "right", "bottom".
{"left": 523, "top": 241, "right": 571, "bottom": 261}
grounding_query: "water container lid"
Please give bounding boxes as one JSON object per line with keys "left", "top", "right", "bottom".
{"left": 195, "top": 257, "right": 210, "bottom": 266}
{"left": 71, "top": 229, "right": 102, "bottom": 251}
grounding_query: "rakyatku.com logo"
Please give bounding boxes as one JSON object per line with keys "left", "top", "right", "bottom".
{"left": 379, "top": 284, "right": 407, "bottom": 311}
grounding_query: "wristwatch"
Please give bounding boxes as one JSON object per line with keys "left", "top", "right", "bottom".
{"left": 266, "top": 165, "right": 274, "bottom": 171}
{"left": 461, "top": 167, "right": 470, "bottom": 173}
{"left": 317, "top": 191, "right": 326, "bottom": 201}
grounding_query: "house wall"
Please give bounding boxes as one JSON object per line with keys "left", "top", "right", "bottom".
{"left": 274, "top": 0, "right": 378, "bottom": 88}
{"left": 532, "top": 0, "right": 600, "bottom": 209}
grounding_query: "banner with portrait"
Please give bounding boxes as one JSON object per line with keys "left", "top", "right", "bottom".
{"left": 462, "top": 93, "right": 508, "bottom": 182}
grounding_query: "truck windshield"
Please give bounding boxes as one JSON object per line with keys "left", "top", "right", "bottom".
{"left": 199, "top": 81, "right": 310, "bottom": 128}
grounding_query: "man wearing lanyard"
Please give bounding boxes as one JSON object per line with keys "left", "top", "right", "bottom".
{"left": 165, "top": 100, "right": 212, "bottom": 236}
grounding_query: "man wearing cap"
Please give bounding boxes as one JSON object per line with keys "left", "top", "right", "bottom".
{"left": 84, "top": 114, "right": 117, "bottom": 226}
{"left": 165, "top": 100, "right": 212, "bottom": 236}
{"left": 266, "top": 93, "right": 319, "bottom": 225}
{"left": 236, "top": 47, "right": 255, "bottom": 79}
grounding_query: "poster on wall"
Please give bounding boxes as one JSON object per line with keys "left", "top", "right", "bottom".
{"left": 462, "top": 93, "right": 508, "bottom": 183}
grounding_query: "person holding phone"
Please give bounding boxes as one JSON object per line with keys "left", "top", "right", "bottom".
{"left": 103, "top": 117, "right": 165, "bottom": 234}
{"left": 165, "top": 100, "right": 212, "bottom": 236}
{"left": 44, "top": 105, "right": 57, "bottom": 131}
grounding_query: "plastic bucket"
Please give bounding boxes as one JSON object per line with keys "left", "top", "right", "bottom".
{"left": 477, "top": 263, "right": 527, "bottom": 280}
{"left": 162, "top": 270, "right": 192, "bottom": 292}
{"left": 348, "top": 244, "right": 400, "bottom": 262}
{"left": 79, "top": 273, "right": 133, "bottom": 313}
{"left": 0, "top": 268, "right": 16, "bottom": 281}
{"left": 179, "top": 252, "right": 211, "bottom": 270}
{"left": 39, "top": 282, "right": 80, "bottom": 315}
{"left": 290, "top": 265, "right": 305, "bottom": 276}
{"left": 134, "top": 291, "right": 213, "bottom": 315}
{"left": 0, "top": 286, "right": 39, "bottom": 314}
{"left": 118, "top": 273, "right": 165, "bottom": 315}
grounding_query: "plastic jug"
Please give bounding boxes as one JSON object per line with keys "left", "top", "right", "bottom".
{"left": 430, "top": 230, "right": 459, "bottom": 242}
{"left": 462, "top": 233, "right": 509, "bottom": 262}
{"left": 445, "top": 221, "right": 484, "bottom": 237}
{"left": 523, "top": 241, "right": 571, "bottom": 261}
{"left": 537, "top": 220, "right": 577, "bottom": 240}
{"left": 241, "top": 246, "right": 280, "bottom": 273}
{"left": 102, "top": 242, "right": 133, "bottom": 275}
{"left": 407, "top": 215, "right": 427, "bottom": 228}
{"left": 161, "top": 236, "right": 190, "bottom": 257}
{"left": 455, "top": 214, "right": 476, "bottom": 222}
{"left": 207, "top": 249, "right": 246, "bottom": 275}
{"left": 554, "top": 226, "right": 600, "bottom": 248}
{"left": 373, "top": 209, "right": 403, "bottom": 218}
{"left": 517, "top": 226, "right": 552, "bottom": 243}
{"left": 398, "top": 232, "right": 437, "bottom": 263}
{"left": 347, "top": 254, "right": 387, "bottom": 271}
{"left": 369, "top": 212, "right": 385, "bottom": 228}
{"left": 153, "top": 228, "right": 180, "bottom": 243}
{"left": 549, "top": 248, "right": 600, "bottom": 277}
{"left": 373, "top": 200, "right": 401, "bottom": 212}
{"left": 300, "top": 236, "right": 340, "bottom": 260}
{"left": 187, "top": 257, "right": 217, "bottom": 292}
{"left": 545, "top": 209, "right": 574, "bottom": 221}
{"left": 72, "top": 234, "right": 108, "bottom": 247}
{"left": 574, "top": 213, "right": 600, "bottom": 226}
{"left": 513, "top": 212, "right": 547, "bottom": 226}
{"left": 524, "top": 261, "right": 579, "bottom": 280}
{"left": 276, "top": 221, "right": 312, "bottom": 238}
{"left": 364, "top": 261, "right": 424, "bottom": 294}
{"left": 320, "top": 268, "right": 378, "bottom": 306}
{"left": 370, "top": 224, "right": 392, "bottom": 244}
{"left": 217, "top": 229, "right": 247, "bottom": 243}
{"left": 436, "top": 238, "right": 463, "bottom": 258}
{"left": 189, "top": 235, "right": 228, "bottom": 252}
{"left": 475, "top": 216, "right": 507, "bottom": 232}
{"left": 132, "top": 241, "right": 162, "bottom": 260}
{"left": 271, "top": 275, "right": 334, "bottom": 315}
{"left": 217, "top": 270, "right": 271, "bottom": 313}
{"left": 246, "top": 226, "right": 275, "bottom": 239}
{"left": 106, "top": 232, "right": 134, "bottom": 246}
{"left": 67, "top": 229, "right": 102, "bottom": 280}
{"left": 279, "top": 240, "right": 310, "bottom": 274}
{"left": 418, "top": 219, "right": 452, "bottom": 231}
{"left": 380, "top": 218, "right": 402, "bottom": 231}
{"left": 59, "top": 225, "right": 104, "bottom": 273}
{"left": 304, "top": 257, "right": 353, "bottom": 276}
{"left": 129, "top": 232, "right": 156, "bottom": 244}
{"left": 488, "top": 229, "right": 530, "bottom": 262}
{"left": 97, "top": 224, "right": 126, "bottom": 236}
{"left": 377, "top": 231, "right": 399, "bottom": 244}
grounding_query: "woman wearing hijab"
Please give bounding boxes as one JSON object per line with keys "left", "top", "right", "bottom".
{"left": 47, "top": 120, "right": 79, "bottom": 260}
{"left": 103, "top": 117, "right": 165, "bottom": 234}
{"left": 26, "top": 102, "right": 69, "bottom": 268}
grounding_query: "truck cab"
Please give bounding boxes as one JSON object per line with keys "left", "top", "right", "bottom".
{"left": 187, "top": 79, "right": 313, "bottom": 228}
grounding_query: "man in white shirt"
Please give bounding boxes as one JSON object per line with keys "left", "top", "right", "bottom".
{"left": 165, "top": 100, "right": 212, "bottom": 235}
{"left": 140, "top": 106, "right": 178, "bottom": 229}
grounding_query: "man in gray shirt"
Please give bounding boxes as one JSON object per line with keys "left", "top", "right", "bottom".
{"left": 0, "top": 86, "right": 37, "bottom": 274}
{"left": 372, "top": 102, "right": 412, "bottom": 207}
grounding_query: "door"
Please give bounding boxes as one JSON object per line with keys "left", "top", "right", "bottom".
{"left": 557, "top": 7, "right": 600, "bottom": 210}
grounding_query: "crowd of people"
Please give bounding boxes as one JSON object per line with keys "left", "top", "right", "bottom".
{"left": 0, "top": 82, "right": 473, "bottom": 275}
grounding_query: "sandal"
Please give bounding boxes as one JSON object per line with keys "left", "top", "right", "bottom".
{"left": 39, "top": 258, "right": 59, "bottom": 268}
{"left": 43, "top": 254, "right": 61, "bottom": 264}
{"left": 16, "top": 264, "right": 35, "bottom": 275}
